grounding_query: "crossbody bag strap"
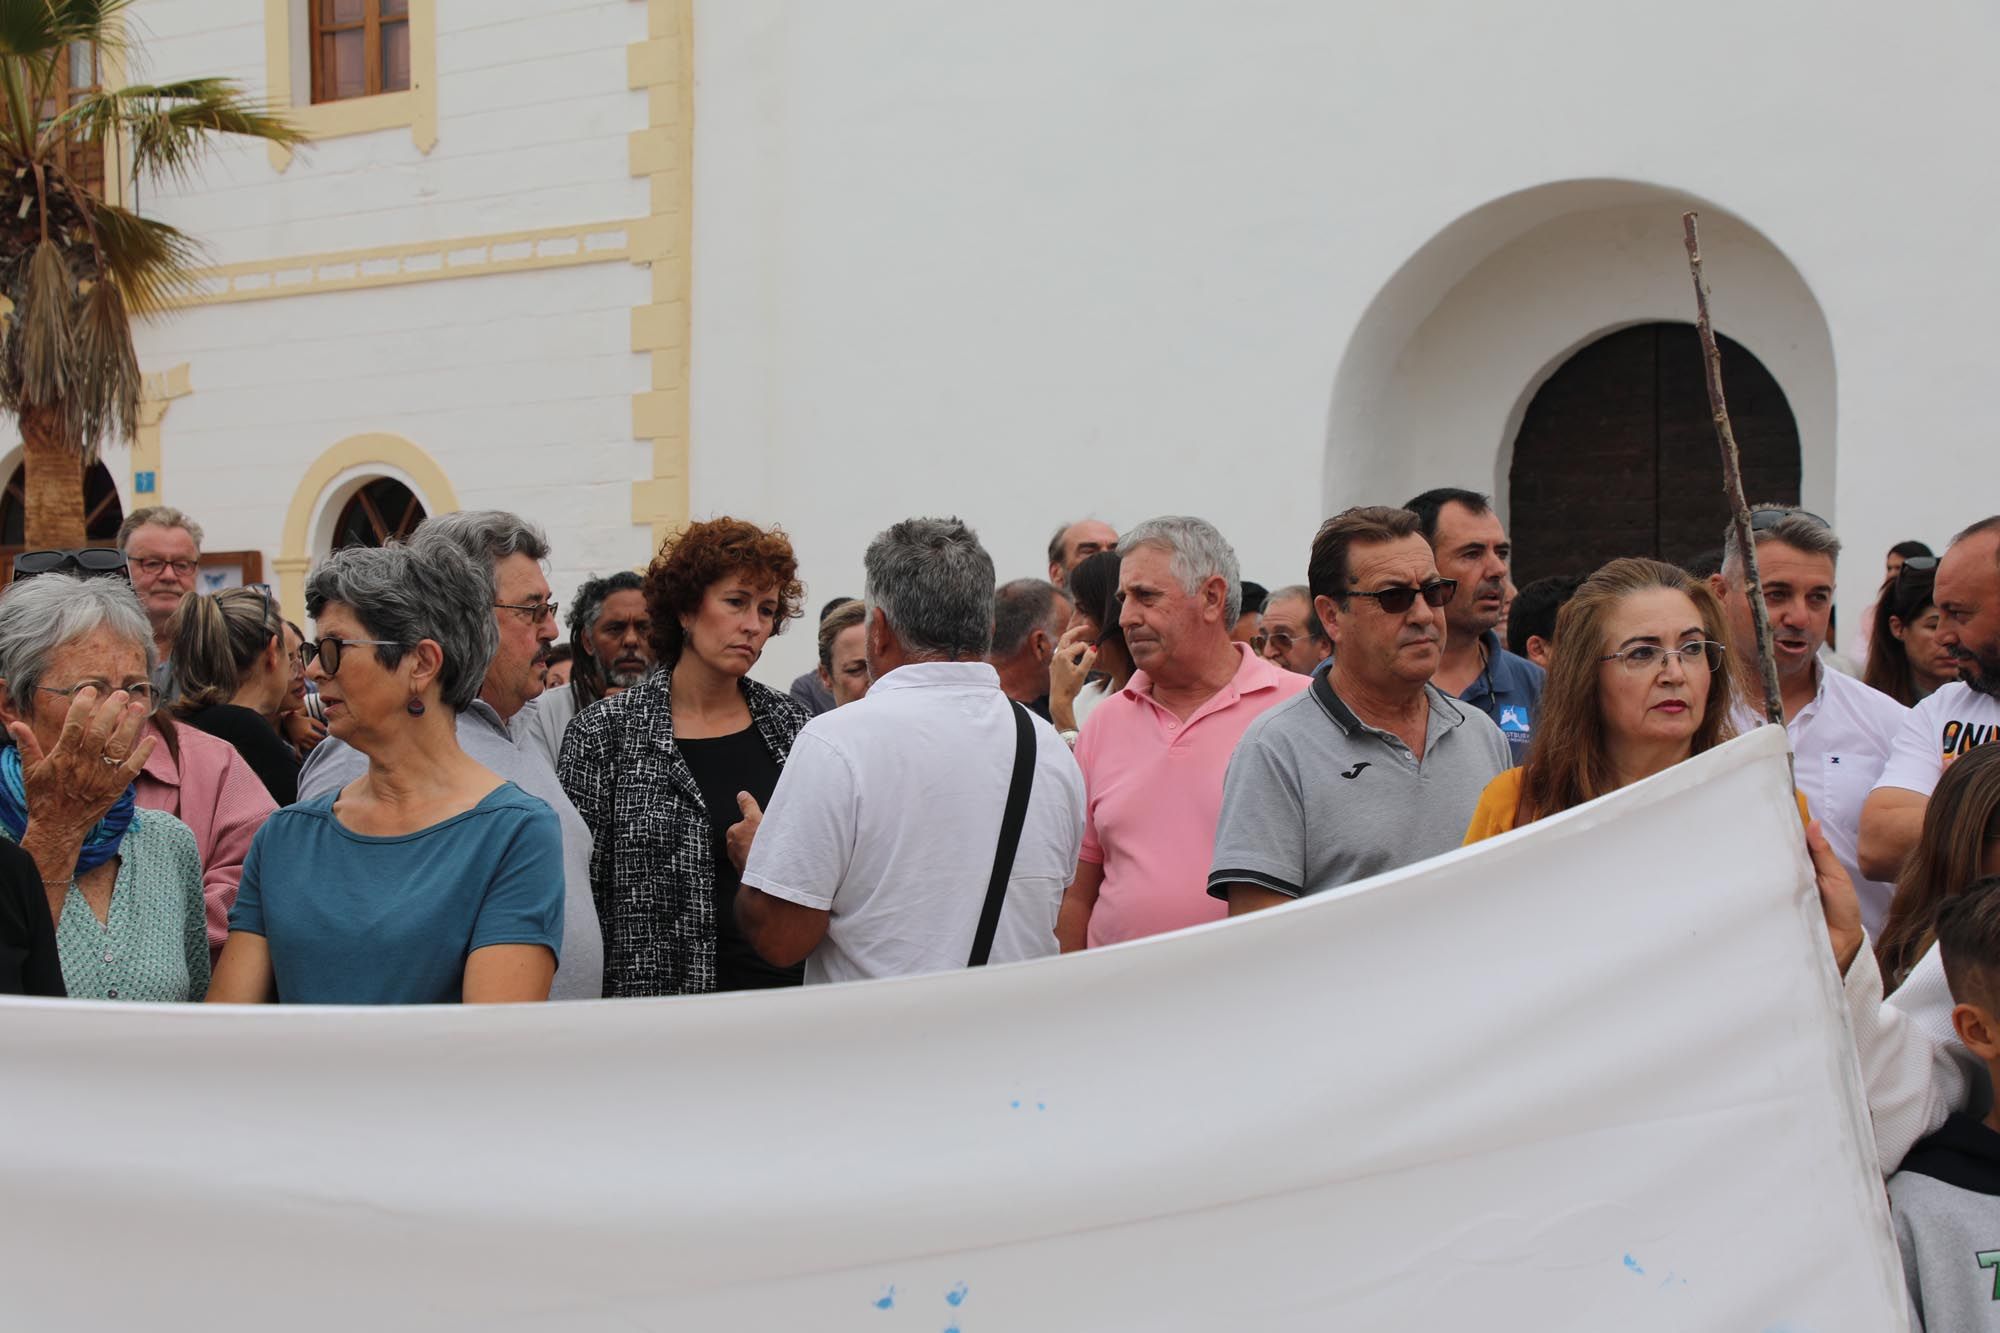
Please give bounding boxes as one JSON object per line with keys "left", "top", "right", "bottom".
{"left": 968, "top": 701, "right": 1036, "bottom": 968}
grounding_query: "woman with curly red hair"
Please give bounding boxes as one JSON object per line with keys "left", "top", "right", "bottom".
{"left": 557, "top": 517, "right": 810, "bottom": 996}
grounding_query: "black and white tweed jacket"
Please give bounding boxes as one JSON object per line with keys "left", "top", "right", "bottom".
{"left": 557, "top": 666, "right": 809, "bottom": 997}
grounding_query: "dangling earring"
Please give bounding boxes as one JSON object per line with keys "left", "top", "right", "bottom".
{"left": 406, "top": 692, "right": 426, "bottom": 717}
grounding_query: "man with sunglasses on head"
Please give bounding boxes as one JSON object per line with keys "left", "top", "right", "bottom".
{"left": 1252, "top": 584, "right": 1331, "bottom": 676}
{"left": 117, "top": 507, "right": 203, "bottom": 696}
{"left": 1862, "top": 516, "right": 2000, "bottom": 888}
{"left": 1404, "top": 488, "right": 1544, "bottom": 762}
{"left": 1209, "top": 506, "right": 1510, "bottom": 914}
{"left": 1712, "top": 507, "right": 1910, "bottom": 935}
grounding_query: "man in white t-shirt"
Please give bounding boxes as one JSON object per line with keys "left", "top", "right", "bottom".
{"left": 737, "top": 517, "right": 1086, "bottom": 984}
{"left": 1861, "top": 516, "right": 2000, "bottom": 882}
{"left": 1713, "top": 508, "right": 1910, "bottom": 933}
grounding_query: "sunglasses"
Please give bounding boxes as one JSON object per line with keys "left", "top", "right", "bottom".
{"left": 1251, "top": 630, "right": 1299, "bottom": 656}
{"left": 299, "top": 635, "right": 405, "bottom": 676}
{"left": 1344, "top": 579, "right": 1458, "bottom": 614}
{"left": 1750, "top": 507, "right": 1830, "bottom": 531}
{"left": 12, "top": 547, "right": 130, "bottom": 583}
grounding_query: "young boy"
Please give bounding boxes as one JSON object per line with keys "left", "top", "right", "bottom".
{"left": 1889, "top": 876, "right": 2000, "bottom": 1330}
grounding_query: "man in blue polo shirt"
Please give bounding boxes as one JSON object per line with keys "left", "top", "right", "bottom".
{"left": 1404, "top": 488, "right": 1544, "bottom": 763}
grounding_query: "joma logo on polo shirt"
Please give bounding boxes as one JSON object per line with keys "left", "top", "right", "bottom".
{"left": 1340, "top": 762, "right": 1370, "bottom": 780}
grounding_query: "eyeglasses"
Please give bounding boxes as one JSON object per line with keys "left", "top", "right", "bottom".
{"left": 129, "top": 557, "right": 198, "bottom": 578}
{"left": 299, "top": 636, "right": 404, "bottom": 676}
{"left": 1599, "top": 640, "right": 1726, "bottom": 673}
{"left": 37, "top": 679, "right": 157, "bottom": 711}
{"left": 12, "top": 548, "right": 129, "bottom": 583}
{"left": 1344, "top": 579, "right": 1458, "bottom": 615}
{"left": 1251, "top": 630, "right": 1299, "bottom": 656}
{"left": 1750, "top": 507, "right": 1830, "bottom": 531}
{"left": 494, "top": 599, "right": 560, "bottom": 624}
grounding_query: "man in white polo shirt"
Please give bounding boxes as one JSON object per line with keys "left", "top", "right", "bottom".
{"left": 737, "top": 517, "right": 1085, "bottom": 983}
{"left": 1862, "top": 515, "right": 2000, "bottom": 882}
{"left": 1713, "top": 507, "right": 1909, "bottom": 934}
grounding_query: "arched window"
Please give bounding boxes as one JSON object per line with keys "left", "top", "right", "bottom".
{"left": 0, "top": 460, "right": 123, "bottom": 546}
{"left": 333, "top": 477, "right": 426, "bottom": 549}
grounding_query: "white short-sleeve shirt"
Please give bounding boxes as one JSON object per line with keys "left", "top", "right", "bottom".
{"left": 741, "top": 661, "right": 1086, "bottom": 985}
{"left": 1733, "top": 664, "right": 1910, "bottom": 934}
{"left": 1873, "top": 681, "right": 2000, "bottom": 800}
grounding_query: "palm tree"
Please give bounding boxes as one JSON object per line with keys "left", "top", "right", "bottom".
{"left": 0, "top": 0, "right": 303, "bottom": 547}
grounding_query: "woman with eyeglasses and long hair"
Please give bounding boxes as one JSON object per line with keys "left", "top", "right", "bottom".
{"left": 0, "top": 574, "right": 207, "bottom": 1000}
{"left": 1049, "top": 549, "right": 1135, "bottom": 737}
{"left": 165, "top": 586, "right": 302, "bottom": 805}
{"left": 1865, "top": 560, "right": 1955, "bottom": 707}
{"left": 208, "top": 542, "right": 564, "bottom": 1005}
{"left": 1463, "top": 557, "right": 1814, "bottom": 840}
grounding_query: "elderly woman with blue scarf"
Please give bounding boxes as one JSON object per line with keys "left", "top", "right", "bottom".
{"left": 0, "top": 575, "right": 207, "bottom": 1001}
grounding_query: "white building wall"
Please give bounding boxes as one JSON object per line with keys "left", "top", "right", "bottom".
{"left": 693, "top": 0, "right": 2000, "bottom": 687}
{"left": 126, "top": 0, "right": 656, "bottom": 617}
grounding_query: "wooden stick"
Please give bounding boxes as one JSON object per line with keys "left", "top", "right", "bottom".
{"left": 1682, "top": 210, "right": 1785, "bottom": 731}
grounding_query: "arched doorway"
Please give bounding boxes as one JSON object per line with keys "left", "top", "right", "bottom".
{"left": 0, "top": 460, "right": 123, "bottom": 545}
{"left": 1507, "top": 323, "right": 1801, "bottom": 588}
{"left": 332, "top": 477, "right": 426, "bottom": 550}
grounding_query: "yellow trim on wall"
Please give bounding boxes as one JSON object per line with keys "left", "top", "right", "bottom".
{"left": 627, "top": 0, "right": 694, "bottom": 552}
{"left": 263, "top": 0, "right": 438, "bottom": 170}
{"left": 173, "top": 220, "right": 640, "bottom": 308}
{"left": 130, "top": 363, "right": 193, "bottom": 508}
{"left": 275, "top": 433, "right": 460, "bottom": 623}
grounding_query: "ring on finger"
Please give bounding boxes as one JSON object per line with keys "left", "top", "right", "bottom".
{"left": 101, "top": 754, "right": 123, "bottom": 767}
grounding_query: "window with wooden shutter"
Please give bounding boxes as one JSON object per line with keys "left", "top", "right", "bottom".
{"left": 311, "top": 0, "right": 412, "bottom": 104}
{"left": 40, "top": 42, "right": 104, "bottom": 198}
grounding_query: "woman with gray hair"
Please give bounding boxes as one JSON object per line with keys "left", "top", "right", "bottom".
{"left": 0, "top": 574, "right": 207, "bottom": 1000}
{"left": 208, "top": 542, "right": 565, "bottom": 1004}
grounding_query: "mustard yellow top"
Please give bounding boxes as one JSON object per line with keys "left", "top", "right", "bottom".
{"left": 1462, "top": 766, "right": 1811, "bottom": 844}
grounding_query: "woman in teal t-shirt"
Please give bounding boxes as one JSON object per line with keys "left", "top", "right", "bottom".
{"left": 209, "top": 542, "right": 563, "bottom": 1005}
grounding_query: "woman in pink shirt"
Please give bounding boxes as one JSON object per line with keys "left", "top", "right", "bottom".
{"left": 136, "top": 714, "right": 277, "bottom": 960}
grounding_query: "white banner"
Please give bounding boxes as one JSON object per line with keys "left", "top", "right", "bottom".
{"left": 0, "top": 725, "right": 1905, "bottom": 1331}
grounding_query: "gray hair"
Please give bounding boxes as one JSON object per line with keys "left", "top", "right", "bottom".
{"left": 1118, "top": 516, "right": 1243, "bottom": 624}
{"left": 410, "top": 509, "right": 551, "bottom": 568}
{"left": 0, "top": 574, "right": 155, "bottom": 710}
{"left": 992, "top": 578, "right": 1070, "bottom": 658}
{"left": 1722, "top": 504, "right": 1842, "bottom": 575}
{"left": 305, "top": 542, "right": 499, "bottom": 712}
{"left": 864, "top": 517, "right": 996, "bottom": 660}
{"left": 117, "top": 505, "right": 203, "bottom": 554}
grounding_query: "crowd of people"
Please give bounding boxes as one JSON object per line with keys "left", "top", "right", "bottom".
{"left": 5, "top": 492, "right": 2000, "bottom": 1321}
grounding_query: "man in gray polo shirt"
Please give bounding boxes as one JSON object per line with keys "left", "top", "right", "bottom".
{"left": 1209, "top": 506, "right": 1510, "bottom": 908}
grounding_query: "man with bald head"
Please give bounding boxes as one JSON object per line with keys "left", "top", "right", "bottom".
{"left": 1048, "top": 518, "right": 1118, "bottom": 586}
{"left": 1861, "top": 515, "right": 2000, "bottom": 881}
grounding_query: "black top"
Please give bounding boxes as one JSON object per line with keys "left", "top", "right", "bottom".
{"left": 0, "top": 836, "right": 64, "bottom": 996}
{"left": 182, "top": 703, "right": 300, "bottom": 805}
{"left": 676, "top": 724, "right": 800, "bottom": 991}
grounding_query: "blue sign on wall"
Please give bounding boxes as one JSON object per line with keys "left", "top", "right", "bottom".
{"left": 135, "top": 471, "right": 156, "bottom": 494}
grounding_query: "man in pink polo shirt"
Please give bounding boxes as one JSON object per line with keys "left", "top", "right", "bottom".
{"left": 1056, "top": 516, "right": 1308, "bottom": 950}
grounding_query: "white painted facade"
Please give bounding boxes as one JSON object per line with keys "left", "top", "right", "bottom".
{"left": 120, "top": 0, "right": 2000, "bottom": 687}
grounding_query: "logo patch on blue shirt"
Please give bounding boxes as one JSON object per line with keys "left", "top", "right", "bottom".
{"left": 1498, "top": 706, "right": 1531, "bottom": 734}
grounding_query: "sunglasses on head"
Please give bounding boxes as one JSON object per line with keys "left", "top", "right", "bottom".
{"left": 1344, "top": 578, "right": 1457, "bottom": 614}
{"left": 1750, "top": 507, "right": 1830, "bottom": 531}
{"left": 11, "top": 547, "right": 130, "bottom": 583}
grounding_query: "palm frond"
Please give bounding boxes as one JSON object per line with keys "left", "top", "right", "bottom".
{"left": 88, "top": 199, "right": 200, "bottom": 313}
{"left": 73, "top": 271, "right": 137, "bottom": 449}
{"left": 15, "top": 238, "right": 74, "bottom": 410}
{"left": 0, "top": 0, "right": 131, "bottom": 58}
{"left": 54, "top": 78, "right": 304, "bottom": 188}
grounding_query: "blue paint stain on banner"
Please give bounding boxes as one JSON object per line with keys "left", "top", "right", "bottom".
{"left": 873, "top": 1286, "right": 895, "bottom": 1310}
{"left": 1622, "top": 1254, "right": 1645, "bottom": 1276}
{"left": 946, "top": 1282, "right": 968, "bottom": 1306}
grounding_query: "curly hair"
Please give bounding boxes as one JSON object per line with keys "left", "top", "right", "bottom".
{"left": 644, "top": 517, "right": 805, "bottom": 666}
